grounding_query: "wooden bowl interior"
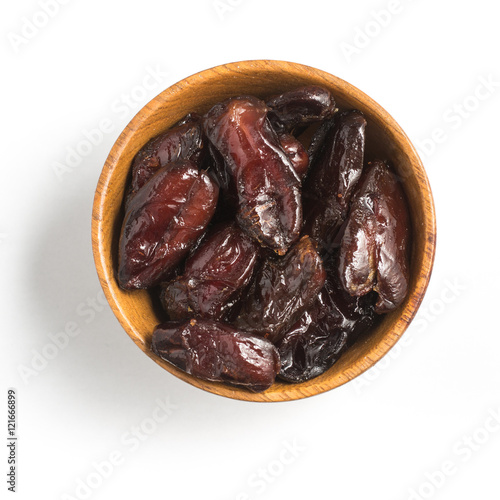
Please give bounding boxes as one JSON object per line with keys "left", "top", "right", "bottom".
{"left": 92, "top": 60, "right": 436, "bottom": 402}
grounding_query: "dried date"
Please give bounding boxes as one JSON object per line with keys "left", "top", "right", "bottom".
{"left": 303, "top": 110, "right": 367, "bottom": 252}
{"left": 278, "top": 262, "right": 376, "bottom": 383}
{"left": 339, "top": 160, "right": 410, "bottom": 313}
{"left": 278, "top": 132, "right": 309, "bottom": 180}
{"left": 118, "top": 160, "right": 219, "bottom": 289}
{"left": 203, "top": 96, "right": 302, "bottom": 255}
{"left": 173, "top": 112, "right": 201, "bottom": 128}
{"left": 152, "top": 319, "right": 280, "bottom": 392}
{"left": 128, "top": 114, "right": 204, "bottom": 202}
{"left": 307, "top": 117, "right": 335, "bottom": 166}
{"left": 235, "top": 235, "right": 326, "bottom": 344}
{"left": 161, "top": 222, "right": 259, "bottom": 320}
{"left": 267, "top": 86, "right": 336, "bottom": 133}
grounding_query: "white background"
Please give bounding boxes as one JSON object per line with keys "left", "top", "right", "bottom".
{"left": 2, "top": 1, "right": 499, "bottom": 499}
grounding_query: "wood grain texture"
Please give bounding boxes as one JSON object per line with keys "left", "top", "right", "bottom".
{"left": 91, "top": 60, "right": 436, "bottom": 402}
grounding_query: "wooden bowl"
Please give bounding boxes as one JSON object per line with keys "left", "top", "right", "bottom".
{"left": 92, "top": 60, "right": 436, "bottom": 402}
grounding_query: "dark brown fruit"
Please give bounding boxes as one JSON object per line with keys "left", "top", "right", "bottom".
{"left": 152, "top": 319, "right": 280, "bottom": 392}
{"left": 278, "top": 261, "right": 376, "bottom": 383}
{"left": 278, "top": 132, "right": 309, "bottom": 180}
{"left": 303, "top": 110, "right": 367, "bottom": 252}
{"left": 118, "top": 160, "right": 219, "bottom": 289}
{"left": 128, "top": 114, "right": 204, "bottom": 203}
{"left": 339, "top": 160, "right": 411, "bottom": 313}
{"left": 161, "top": 222, "right": 260, "bottom": 320}
{"left": 203, "top": 96, "right": 302, "bottom": 255}
{"left": 307, "top": 117, "right": 336, "bottom": 166}
{"left": 235, "top": 236, "right": 326, "bottom": 344}
{"left": 266, "top": 86, "right": 336, "bottom": 133}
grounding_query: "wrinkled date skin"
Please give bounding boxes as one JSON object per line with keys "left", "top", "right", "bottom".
{"left": 278, "top": 133, "right": 309, "bottom": 180}
{"left": 303, "top": 110, "right": 367, "bottom": 252}
{"left": 128, "top": 114, "right": 204, "bottom": 202}
{"left": 339, "top": 160, "right": 411, "bottom": 313}
{"left": 267, "top": 86, "right": 336, "bottom": 133}
{"left": 278, "top": 264, "right": 376, "bottom": 383}
{"left": 203, "top": 96, "right": 302, "bottom": 255}
{"left": 161, "top": 222, "right": 260, "bottom": 320}
{"left": 307, "top": 117, "right": 336, "bottom": 165}
{"left": 207, "top": 142, "right": 232, "bottom": 193}
{"left": 152, "top": 319, "right": 280, "bottom": 392}
{"left": 236, "top": 236, "right": 326, "bottom": 344}
{"left": 118, "top": 160, "right": 219, "bottom": 289}
{"left": 206, "top": 133, "right": 308, "bottom": 211}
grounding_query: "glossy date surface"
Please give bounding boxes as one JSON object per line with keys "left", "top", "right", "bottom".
{"left": 161, "top": 222, "right": 259, "bottom": 320}
{"left": 267, "top": 86, "right": 336, "bottom": 132}
{"left": 278, "top": 132, "right": 309, "bottom": 180}
{"left": 278, "top": 261, "right": 376, "bottom": 383}
{"left": 118, "top": 160, "right": 219, "bottom": 289}
{"left": 236, "top": 236, "right": 326, "bottom": 344}
{"left": 128, "top": 114, "right": 204, "bottom": 202}
{"left": 152, "top": 319, "right": 280, "bottom": 392}
{"left": 303, "top": 110, "right": 367, "bottom": 251}
{"left": 203, "top": 96, "right": 302, "bottom": 255}
{"left": 307, "top": 117, "right": 336, "bottom": 166}
{"left": 339, "top": 160, "right": 410, "bottom": 313}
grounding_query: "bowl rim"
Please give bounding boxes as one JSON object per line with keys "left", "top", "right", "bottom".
{"left": 92, "top": 59, "right": 437, "bottom": 402}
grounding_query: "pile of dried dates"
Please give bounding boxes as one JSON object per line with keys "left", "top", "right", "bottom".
{"left": 117, "top": 85, "right": 411, "bottom": 393}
